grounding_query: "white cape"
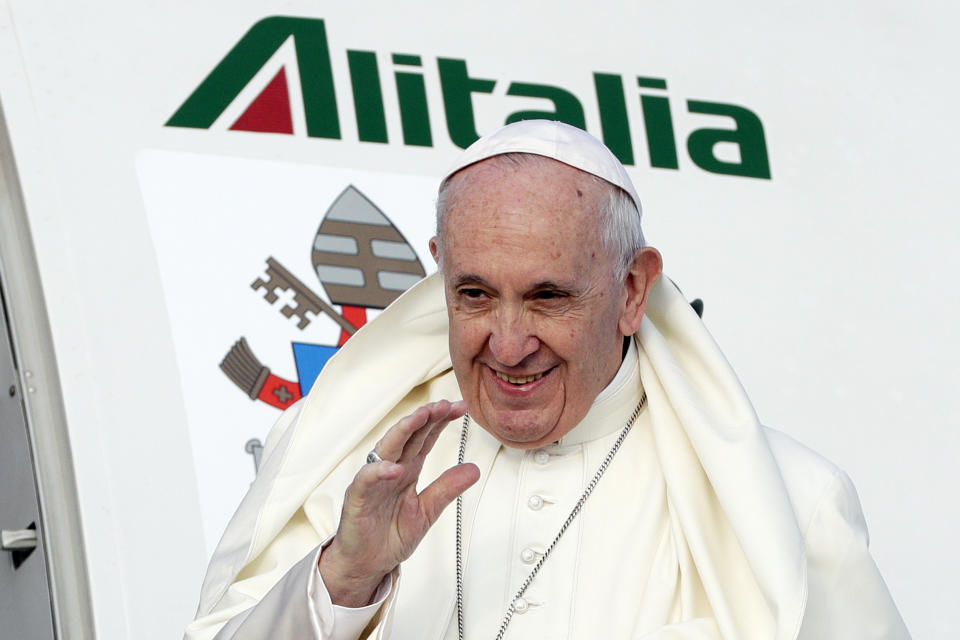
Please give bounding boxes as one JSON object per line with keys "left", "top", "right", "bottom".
{"left": 187, "top": 273, "right": 908, "bottom": 639}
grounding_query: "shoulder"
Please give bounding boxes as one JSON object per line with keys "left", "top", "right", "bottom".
{"left": 765, "top": 428, "right": 911, "bottom": 637}
{"left": 762, "top": 427, "right": 865, "bottom": 541}
{"left": 763, "top": 427, "right": 838, "bottom": 476}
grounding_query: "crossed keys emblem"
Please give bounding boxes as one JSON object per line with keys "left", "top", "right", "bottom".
{"left": 220, "top": 186, "right": 426, "bottom": 470}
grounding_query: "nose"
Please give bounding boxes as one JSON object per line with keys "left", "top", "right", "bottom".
{"left": 488, "top": 307, "right": 539, "bottom": 367}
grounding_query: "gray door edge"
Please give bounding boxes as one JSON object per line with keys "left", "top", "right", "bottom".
{"left": 0, "top": 100, "right": 96, "bottom": 639}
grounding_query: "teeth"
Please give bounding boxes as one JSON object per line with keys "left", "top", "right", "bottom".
{"left": 495, "top": 371, "right": 545, "bottom": 385}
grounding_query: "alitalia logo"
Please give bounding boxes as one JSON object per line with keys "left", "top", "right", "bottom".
{"left": 167, "top": 16, "right": 771, "bottom": 179}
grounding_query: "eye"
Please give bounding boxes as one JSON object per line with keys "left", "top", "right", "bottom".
{"left": 458, "top": 288, "right": 486, "bottom": 299}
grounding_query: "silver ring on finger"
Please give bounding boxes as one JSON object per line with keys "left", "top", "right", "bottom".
{"left": 366, "top": 449, "right": 384, "bottom": 464}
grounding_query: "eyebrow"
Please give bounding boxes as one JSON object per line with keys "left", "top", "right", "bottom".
{"left": 451, "top": 274, "right": 491, "bottom": 289}
{"left": 529, "top": 280, "right": 575, "bottom": 292}
{"left": 451, "top": 274, "right": 578, "bottom": 294}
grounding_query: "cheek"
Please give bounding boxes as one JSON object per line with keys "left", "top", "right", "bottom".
{"left": 563, "top": 315, "right": 617, "bottom": 370}
{"left": 449, "top": 318, "right": 485, "bottom": 363}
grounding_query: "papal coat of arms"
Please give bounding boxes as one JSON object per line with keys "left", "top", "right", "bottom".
{"left": 220, "top": 185, "right": 426, "bottom": 471}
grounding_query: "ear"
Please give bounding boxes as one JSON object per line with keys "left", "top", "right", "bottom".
{"left": 429, "top": 236, "right": 441, "bottom": 266}
{"left": 618, "top": 247, "right": 663, "bottom": 336}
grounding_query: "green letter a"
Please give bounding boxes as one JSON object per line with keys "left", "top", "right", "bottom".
{"left": 166, "top": 16, "right": 340, "bottom": 139}
{"left": 687, "top": 101, "right": 770, "bottom": 179}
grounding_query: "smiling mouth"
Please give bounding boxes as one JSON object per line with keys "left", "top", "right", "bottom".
{"left": 494, "top": 370, "right": 547, "bottom": 385}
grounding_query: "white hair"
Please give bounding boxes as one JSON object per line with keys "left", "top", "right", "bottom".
{"left": 434, "top": 153, "right": 645, "bottom": 281}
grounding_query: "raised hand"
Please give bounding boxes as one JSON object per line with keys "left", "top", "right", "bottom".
{"left": 318, "top": 400, "right": 480, "bottom": 607}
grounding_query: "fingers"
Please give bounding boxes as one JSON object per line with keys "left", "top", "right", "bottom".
{"left": 419, "top": 463, "right": 481, "bottom": 526}
{"left": 376, "top": 400, "right": 467, "bottom": 464}
{"left": 402, "top": 400, "right": 467, "bottom": 463}
{"left": 350, "top": 399, "right": 468, "bottom": 504}
{"left": 350, "top": 398, "right": 470, "bottom": 509}
{"left": 375, "top": 405, "right": 431, "bottom": 462}
{"left": 413, "top": 405, "right": 463, "bottom": 464}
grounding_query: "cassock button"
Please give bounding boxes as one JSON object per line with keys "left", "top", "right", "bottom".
{"left": 533, "top": 450, "right": 550, "bottom": 465}
{"left": 527, "top": 495, "right": 544, "bottom": 510}
{"left": 520, "top": 548, "right": 537, "bottom": 564}
{"left": 513, "top": 597, "right": 529, "bottom": 614}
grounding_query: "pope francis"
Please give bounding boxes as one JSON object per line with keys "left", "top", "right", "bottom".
{"left": 185, "top": 120, "right": 909, "bottom": 639}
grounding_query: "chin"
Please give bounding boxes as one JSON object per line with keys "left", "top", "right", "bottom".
{"left": 478, "top": 409, "right": 567, "bottom": 449}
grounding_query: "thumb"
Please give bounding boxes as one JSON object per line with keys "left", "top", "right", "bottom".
{"left": 419, "top": 463, "right": 481, "bottom": 526}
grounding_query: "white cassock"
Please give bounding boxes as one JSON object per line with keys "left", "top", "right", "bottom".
{"left": 185, "top": 273, "right": 909, "bottom": 640}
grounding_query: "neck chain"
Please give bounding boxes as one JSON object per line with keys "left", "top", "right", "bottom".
{"left": 455, "top": 394, "right": 647, "bottom": 640}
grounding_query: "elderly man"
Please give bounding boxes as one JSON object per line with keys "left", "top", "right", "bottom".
{"left": 186, "top": 121, "right": 908, "bottom": 639}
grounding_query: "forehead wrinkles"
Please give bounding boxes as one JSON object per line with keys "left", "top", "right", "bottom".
{"left": 441, "top": 157, "right": 608, "bottom": 260}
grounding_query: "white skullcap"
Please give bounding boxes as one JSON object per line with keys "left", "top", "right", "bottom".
{"left": 440, "top": 119, "right": 642, "bottom": 218}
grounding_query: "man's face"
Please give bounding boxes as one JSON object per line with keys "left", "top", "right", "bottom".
{"left": 431, "top": 157, "right": 647, "bottom": 449}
